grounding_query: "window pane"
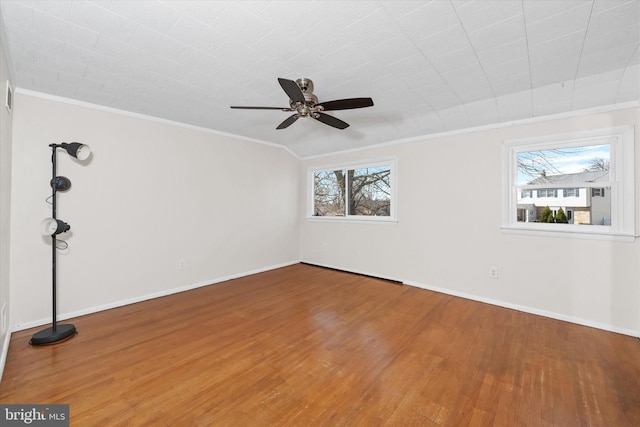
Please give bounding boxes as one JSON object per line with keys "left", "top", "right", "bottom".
{"left": 313, "top": 170, "right": 345, "bottom": 216}
{"left": 348, "top": 166, "right": 391, "bottom": 216}
{"left": 517, "top": 144, "right": 610, "bottom": 186}
{"left": 515, "top": 144, "right": 612, "bottom": 225}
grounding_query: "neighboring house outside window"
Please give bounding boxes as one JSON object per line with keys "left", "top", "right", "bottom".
{"left": 517, "top": 170, "right": 611, "bottom": 225}
{"left": 503, "top": 126, "right": 635, "bottom": 241}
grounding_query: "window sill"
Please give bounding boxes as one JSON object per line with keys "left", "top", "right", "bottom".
{"left": 501, "top": 226, "right": 637, "bottom": 242}
{"left": 306, "top": 216, "right": 398, "bottom": 225}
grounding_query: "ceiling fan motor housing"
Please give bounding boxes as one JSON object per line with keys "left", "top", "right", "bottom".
{"left": 296, "top": 78, "right": 314, "bottom": 94}
{"left": 290, "top": 78, "right": 319, "bottom": 116}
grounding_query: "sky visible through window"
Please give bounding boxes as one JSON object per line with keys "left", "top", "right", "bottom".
{"left": 516, "top": 144, "right": 610, "bottom": 185}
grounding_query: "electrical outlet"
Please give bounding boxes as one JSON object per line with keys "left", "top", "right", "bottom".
{"left": 489, "top": 266, "right": 498, "bottom": 279}
{"left": 179, "top": 259, "right": 186, "bottom": 270}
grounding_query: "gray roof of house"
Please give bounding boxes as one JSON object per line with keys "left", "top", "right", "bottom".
{"left": 528, "top": 170, "right": 609, "bottom": 185}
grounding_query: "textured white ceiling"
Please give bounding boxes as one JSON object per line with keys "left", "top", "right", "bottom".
{"left": 0, "top": 0, "right": 638, "bottom": 158}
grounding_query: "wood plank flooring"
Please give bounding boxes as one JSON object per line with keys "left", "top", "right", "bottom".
{"left": 1, "top": 263, "right": 639, "bottom": 426}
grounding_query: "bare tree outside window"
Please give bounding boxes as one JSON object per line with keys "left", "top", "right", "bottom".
{"left": 313, "top": 165, "right": 392, "bottom": 217}
{"left": 517, "top": 144, "right": 610, "bottom": 185}
{"left": 586, "top": 157, "right": 610, "bottom": 172}
{"left": 314, "top": 170, "right": 345, "bottom": 216}
{"left": 348, "top": 167, "right": 391, "bottom": 216}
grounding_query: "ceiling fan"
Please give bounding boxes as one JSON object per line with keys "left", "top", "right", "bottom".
{"left": 230, "top": 78, "right": 374, "bottom": 130}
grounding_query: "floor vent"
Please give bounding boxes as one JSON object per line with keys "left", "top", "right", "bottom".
{"left": 300, "top": 262, "right": 403, "bottom": 285}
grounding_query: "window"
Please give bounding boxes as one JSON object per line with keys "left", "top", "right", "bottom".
{"left": 313, "top": 171, "right": 345, "bottom": 216}
{"left": 503, "top": 126, "right": 635, "bottom": 240}
{"left": 537, "top": 188, "right": 558, "bottom": 198}
{"left": 310, "top": 160, "right": 396, "bottom": 221}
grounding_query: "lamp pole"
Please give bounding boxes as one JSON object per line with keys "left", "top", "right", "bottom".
{"left": 51, "top": 145, "right": 60, "bottom": 337}
{"left": 30, "top": 143, "right": 88, "bottom": 345}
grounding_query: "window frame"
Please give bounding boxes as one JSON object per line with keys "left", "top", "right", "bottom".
{"left": 307, "top": 158, "right": 397, "bottom": 223}
{"left": 563, "top": 188, "right": 579, "bottom": 197}
{"left": 502, "top": 126, "right": 635, "bottom": 241}
{"left": 537, "top": 188, "right": 558, "bottom": 198}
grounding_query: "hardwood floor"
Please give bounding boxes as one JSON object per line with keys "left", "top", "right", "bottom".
{"left": 1, "top": 263, "right": 639, "bottom": 426}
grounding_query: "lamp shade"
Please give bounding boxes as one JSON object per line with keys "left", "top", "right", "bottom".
{"left": 40, "top": 218, "right": 71, "bottom": 236}
{"left": 60, "top": 142, "right": 91, "bottom": 161}
{"left": 50, "top": 176, "right": 71, "bottom": 191}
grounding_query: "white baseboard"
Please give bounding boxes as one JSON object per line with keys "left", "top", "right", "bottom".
{"left": 403, "top": 279, "right": 640, "bottom": 338}
{"left": 10, "top": 260, "right": 300, "bottom": 333}
{"left": 300, "top": 260, "right": 639, "bottom": 338}
{"left": 7, "top": 258, "right": 638, "bottom": 341}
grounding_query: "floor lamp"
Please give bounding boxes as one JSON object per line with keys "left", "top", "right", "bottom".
{"left": 30, "top": 142, "right": 91, "bottom": 345}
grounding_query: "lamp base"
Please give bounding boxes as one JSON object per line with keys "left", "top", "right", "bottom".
{"left": 30, "top": 324, "right": 77, "bottom": 345}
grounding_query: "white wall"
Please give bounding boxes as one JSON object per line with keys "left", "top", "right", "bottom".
{"left": 9, "top": 93, "right": 300, "bottom": 329}
{"left": 299, "top": 108, "right": 640, "bottom": 336}
{"left": 0, "top": 20, "right": 14, "bottom": 369}
{"left": 4, "top": 89, "right": 639, "bottom": 340}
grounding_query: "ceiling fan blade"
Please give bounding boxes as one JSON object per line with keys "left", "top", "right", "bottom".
{"left": 278, "top": 78, "right": 305, "bottom": 104}
{"left": 230, "top": 106, "right": 291, "bottom": 110}
{"left": 276, "top": 114, "right": 300, "bottom": 129}
{"left": 313, "top": 112, "right": 349, "bottom": 129}
{"left": 316, "top": 97, "right": 374, "bottom": 111}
